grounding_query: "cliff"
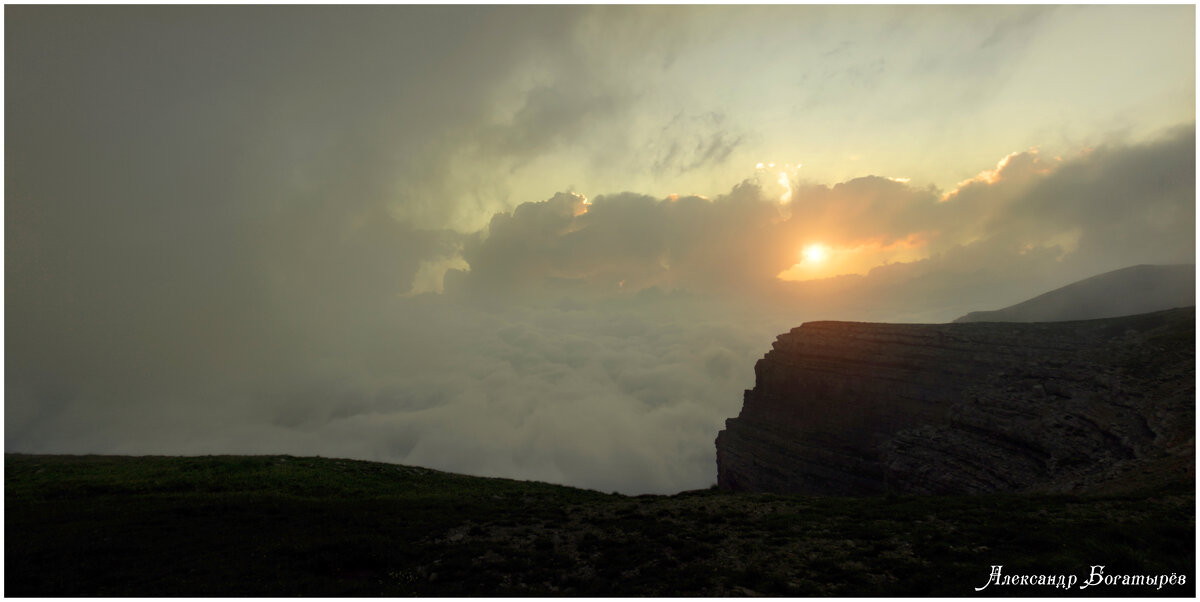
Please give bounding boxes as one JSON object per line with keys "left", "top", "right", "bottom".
{"left": 716, "top": 307, "right": 1195, "bottom": 495}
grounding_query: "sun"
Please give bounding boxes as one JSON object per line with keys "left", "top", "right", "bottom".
{"left": 802, "top": 244, "right": 828, "bottom": 263}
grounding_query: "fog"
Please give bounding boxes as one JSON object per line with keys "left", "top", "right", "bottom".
{"left": 6, "top": 6, "right": 1194, "bottom": 493}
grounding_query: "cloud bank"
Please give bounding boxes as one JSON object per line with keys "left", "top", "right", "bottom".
{"left": 6, "top": 6, "right": 1194, "bottom": 493}
{"left": 8, "top": 121, "right": 1193, "bottom": 493}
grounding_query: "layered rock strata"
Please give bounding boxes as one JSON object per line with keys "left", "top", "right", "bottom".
{"left": 716, "top": 308, "right": 1195, "bottom": 495}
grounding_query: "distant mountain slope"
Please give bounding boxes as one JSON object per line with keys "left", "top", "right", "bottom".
{"left": 953, "top": 264, "right": 1195, "bottom": 323}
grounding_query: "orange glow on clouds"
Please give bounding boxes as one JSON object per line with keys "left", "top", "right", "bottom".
{"left": 777, "top": 234, "right": 931, "bottom": 282}
{"left": 573, "top": 193, "right": 590, "bottom": 216}
{"left": 940, "top": 152, "right": 1019, "bottom": 201}
{"left": 940, "top": 148, "right": 1056, "bottom": 202}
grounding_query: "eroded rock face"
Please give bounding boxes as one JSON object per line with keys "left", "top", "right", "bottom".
{"left": 715, "top": 308, "right": 1195, "bottom": 495}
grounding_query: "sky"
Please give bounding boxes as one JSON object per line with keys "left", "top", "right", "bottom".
{"left": 5, "top": 5, "right": 1196, "bottom": 494}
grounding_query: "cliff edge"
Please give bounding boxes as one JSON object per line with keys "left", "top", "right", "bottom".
{"left": 716, "top": 308, "right": 1195, "bottom": 495}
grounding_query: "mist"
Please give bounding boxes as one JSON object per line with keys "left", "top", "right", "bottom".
{"left": 6, "top": 6, "right": 1194, "bottom": 493}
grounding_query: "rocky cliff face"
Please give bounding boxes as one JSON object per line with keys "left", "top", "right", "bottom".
{"left": 715, "top": 308, "right": 1195, "bottom": 495}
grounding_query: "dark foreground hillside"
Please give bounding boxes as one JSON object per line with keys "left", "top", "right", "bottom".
{"left": 6, "top": 454, "right": 1194, "bottom": 596}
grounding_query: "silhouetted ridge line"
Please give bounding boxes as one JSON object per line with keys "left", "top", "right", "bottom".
{"left": 953, "top": 264, "right": 1194, "bottom": 323}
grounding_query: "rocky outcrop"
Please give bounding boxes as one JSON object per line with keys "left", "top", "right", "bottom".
{"left": 716, "top": 308, "right": 1195, "bottom": 495}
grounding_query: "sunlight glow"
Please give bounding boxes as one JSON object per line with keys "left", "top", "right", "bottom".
{"left": 778, "top": 234, "right": 931, "bottom": 282}
{"left": 802, "top": 244, "right": 827, "bottom": 263}
{"left": 573, "top": 192, "right": 590, "bottom": 216}
{"left": 778, "top": 171, "right": 792, "bottom": 204}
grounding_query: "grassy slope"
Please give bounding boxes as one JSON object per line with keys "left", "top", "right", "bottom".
{"left": 5, "top": 454, "right": 1194, "bottom": 596}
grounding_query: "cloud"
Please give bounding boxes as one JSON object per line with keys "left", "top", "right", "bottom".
{"left": 449, "top": 183, "right": 803, "bottom": 302}
{"left": 993, "top": 125, "right": 1196, "bottom": 270}
{"left": 7, "top": 125, "right": 1193, "bottom": 494}
{"left": 448, "top": 124, "right": 1194, "bottom": 320}
{"left": 482, "top": 84, "right": 628, "bottom": 170}
{"left": 649, "top": 112, "right": 744, "bottom": 176}
{"left": 5, "top": 6, "right": 1193, "bottom": 495}
{"left": 7, "top": 286, "right": 789, "bottom": 494}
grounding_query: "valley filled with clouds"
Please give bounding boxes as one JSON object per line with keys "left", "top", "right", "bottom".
{"left": 7, "top": 6, "right": 1194, "bottom": 493}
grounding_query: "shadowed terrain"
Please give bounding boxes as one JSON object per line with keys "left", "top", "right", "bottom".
{"left": 954, "top": 264, "right": 1195, "bottom": 324}
{"left": 5, "top": 453, "right": 1194, "bottom": 596}
{"left": 718, "top": 308, "right": 1195, "bottom": 496}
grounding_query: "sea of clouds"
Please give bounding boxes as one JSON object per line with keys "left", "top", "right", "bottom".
{"left": 7, "top": 6, "right": 1194, "bottom": 493}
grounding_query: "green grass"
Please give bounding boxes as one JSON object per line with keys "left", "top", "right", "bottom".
{"left": 6, "top": 454, "right": 1194, "bottom": 596}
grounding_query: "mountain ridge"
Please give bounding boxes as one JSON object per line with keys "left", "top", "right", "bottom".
{"left": 953, "top": 263, "right": 1195, "bottom": 323}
